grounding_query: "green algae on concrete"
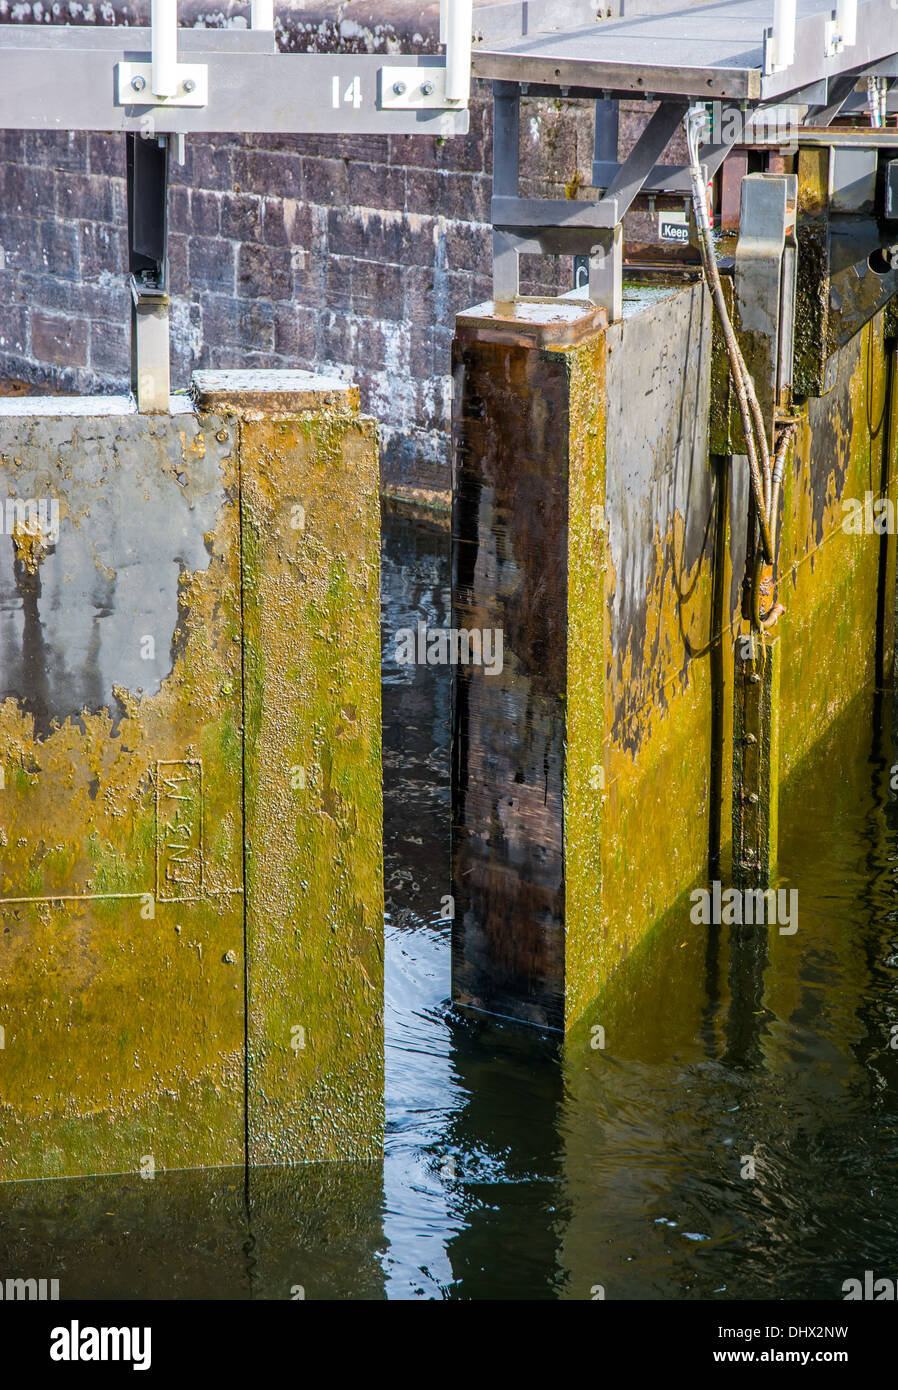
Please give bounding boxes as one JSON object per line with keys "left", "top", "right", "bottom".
{"left": 564, "top": 334, "right": 608, "bottom": 1029}
{"left": 0, "top": 374, "right": 385, "bottom": 1179}
{"left": 0, "top": 407, "right": 245, "bottom": 1181}
{"left": 452, "top": 226, "right": 898, "bottom": 1032}
{"left": 225, "top": 380, "right": 385, "bottom": 1164}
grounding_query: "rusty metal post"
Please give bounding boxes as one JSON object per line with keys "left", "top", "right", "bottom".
{"left": 733, "top": 631, "right": 780, "bottom": 886}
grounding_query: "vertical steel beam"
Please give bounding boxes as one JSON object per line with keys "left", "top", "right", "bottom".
{"left": 492, "top": 80, "right": 520, "bottom": 302}
{"left": 588, "top": 226, "right": 622, "bottom": 322}
{"left": 733, "top": 631, "right": 780, "bottom": 886}
{"left": 127, "top": 133, "right": 171, "bottom": 412}
{"left": 592, "top": 95, "right": 618, "bottom": 170}
{"left": 733, "top": 172, "right": 797, "bottom": 441}
{"left": 731, "top": 174, "right": 795, "bottom": 889}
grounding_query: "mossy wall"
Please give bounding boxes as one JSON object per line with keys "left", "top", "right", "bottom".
{"left": 0, "top": 378, "right": 384, "bottom": 1180}
{"left": 452, "top": 274, "right": 897, "bottom": 1031}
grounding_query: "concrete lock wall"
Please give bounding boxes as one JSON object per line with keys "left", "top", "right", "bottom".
{"left": 0, "top": 371, "right": 383, "bottom": 1181}
{"left": 451, "top": 279, "right": 898, "bottom": 1032}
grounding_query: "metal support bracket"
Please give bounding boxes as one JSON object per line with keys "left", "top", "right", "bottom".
{"left": 127, "top": 132, "right": 171, "bottom": 412}
{"left": 117, "top": 61, "right": 208, "bottom": 108}
{"left": 733, "top": 173, "right": 798, "bottom": 435}
{"left": 379, "top": 62, "right": 455, "bottom": 108}
{"left": 490, "top": 87, "right": 688, "bottom": 320}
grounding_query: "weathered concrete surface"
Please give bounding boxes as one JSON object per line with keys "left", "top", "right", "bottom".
{"left": 0, "top": 370, "right": 383, "bottom": 1178}
{"left": 221, "top": 372, "right": 385, "bottom": 1164}
{"left": 451, "top": 270, "right": 898, "bottom": 1030}
{"left": 600, "top": 282, "right": 717, "bottom": 992}
{"left": 0, "top": 401, "right": 245, "bottom": 1180}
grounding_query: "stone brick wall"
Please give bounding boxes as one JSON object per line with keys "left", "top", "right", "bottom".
{"left": 0, "top": 2, "right": 623, "bottom": 504}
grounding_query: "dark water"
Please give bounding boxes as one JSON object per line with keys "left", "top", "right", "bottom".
{"left": 3, "top": 507, "right": 898, "bottom": 1300}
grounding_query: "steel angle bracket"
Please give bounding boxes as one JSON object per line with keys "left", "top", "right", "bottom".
{"left": 117, "top": 61, "right": 208, "bottom": 108}
{"left": 380, "top": 62, "right": 455, "bottom": 109}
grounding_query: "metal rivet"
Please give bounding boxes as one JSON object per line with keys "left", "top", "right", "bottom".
{"left": 421, "top": 81, "right": 435, "bottom": 96}
{"left": 182, "top": 78, "right": 196, "bottom": 94}
{"left": 392, "top": 81, "right": 406, "bottom": 96}
{"left": 131, "top": 75, "right": 146, "bottom": 93}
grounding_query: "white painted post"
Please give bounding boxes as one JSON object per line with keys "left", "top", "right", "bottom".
{"left": 836, "top": 0, "right": 857, "bottom": 47}
{"left": 445, "top": 0, "right": 473, "bottom": 104}
{"left": 151, "top": 0, "right": 178, "bottom": 98}
{"left": 771, "top": 0, "right": 796, "bottom": 70}
{"left": 251, "top": 0, "right": 275, "bottom": 30}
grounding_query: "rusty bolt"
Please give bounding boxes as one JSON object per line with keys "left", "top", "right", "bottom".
{"left": 216, "top": 429, "right": 229, "bottom": 443}
{"left": 223, "top": 949, "right": 237, "bottom": 964}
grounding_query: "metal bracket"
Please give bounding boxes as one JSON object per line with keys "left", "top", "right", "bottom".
{"left": 734, "top": 172, "right": 798, "bottom": 429}
{"left": 117, "top": 61, "right": 208, "bottom": 107}
{"left": 805, "top": 70, "right": 863, "bottom": 126}
{"left": 490, "top": 87, "right": 688, "bottom": 320}
{"left": 764, "top": 0, "right": 796, "bottom": 75}
{"left": 379, "top": 63, "right": 454, "bottom": 109}
{"left": 825, "top": 0, "right": 858, "bottom": 57}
